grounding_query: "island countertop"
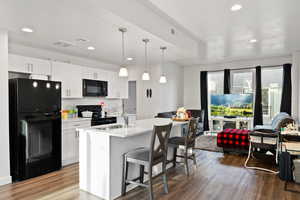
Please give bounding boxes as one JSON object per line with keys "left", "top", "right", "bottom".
{"left": 78, "top": 117, "right": 188, "bottom": 138}
{"left": 79, "top": 117, "right": 187, "bottom": 200}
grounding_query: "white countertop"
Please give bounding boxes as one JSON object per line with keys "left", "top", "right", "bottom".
{"left": 78, "top": 118, "right": 187, "bottom": 138}
{"left": 62, "top": 117, "right": 91, "bottom": 123}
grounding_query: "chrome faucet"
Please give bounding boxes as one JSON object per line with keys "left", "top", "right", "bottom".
{"left": 123, "top": 114, "right": 129, "bottom": 127}
{"left": 121, "top": 99, "right": 129, "bottom": 127}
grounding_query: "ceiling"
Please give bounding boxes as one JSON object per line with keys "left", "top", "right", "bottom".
{"left": 148, "top": 0, "right": 300, "bottom": 64}
{"left": 1, "top": 0, "right": 300, "bottom": 67}
{"left": 0, "top": 0, "right": 200, "bottom": 67}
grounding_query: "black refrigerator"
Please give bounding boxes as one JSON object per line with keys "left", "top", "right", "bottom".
{"left": 9, "top": 78, "right": 62, "bottom": 181}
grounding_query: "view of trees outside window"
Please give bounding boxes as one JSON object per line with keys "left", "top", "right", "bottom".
{"left": 261, "top": 67, "right": 283, "bottom": 123}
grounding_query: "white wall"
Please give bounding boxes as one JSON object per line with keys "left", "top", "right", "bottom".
{"left": 62, "top": 98, "right": 122, "bottom": 114}
{"left": 128, "top": 62, "right": 184, "bottom": 119}
{"left": 183, "top": 54, "right": 300, "bottom": 119}
{"left": 0, "top": 30, "right": 11, "bottom": 185}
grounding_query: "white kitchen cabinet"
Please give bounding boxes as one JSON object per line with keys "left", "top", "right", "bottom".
{"left": 8, "top": 54, "right": 51, "bottom": 75}
{"left": 82, "top": 67, "right": 108, "bottom": 81}
{"left": 62, "top": 119, "right": 90, "bottom": 166}
{"left": 106, "top": 71, "right": 128, "bottom": 99}
{"left": 118, "top": 77, "right": 128, "bottom": 99}
{"left": 51, "top": 61, "right": 83, "bottom": 98}
{"left": 106, "top": 71, "right": 118, "bottom": 98}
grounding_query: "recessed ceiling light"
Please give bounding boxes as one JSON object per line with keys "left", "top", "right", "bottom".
{"left": 231, "top": 4, "right": 242, "bottom": 11}
{"left": 87, "top": 46, "right": 95, "bottom": 50}
{"left": 249, "top": 39, "right": 258, "bottom": 43}
{"left": 21, "top": 27, "right": 34, "bottom": 33}
{"left": 126, "top": 57, "right": 133, "bottom": 61}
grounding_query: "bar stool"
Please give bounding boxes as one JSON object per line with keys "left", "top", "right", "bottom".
{"left": 168, "top": 118, "right": 198, "bottom": 176}
{"left": 121, "top": 123, "right": 173, "bottom": 200}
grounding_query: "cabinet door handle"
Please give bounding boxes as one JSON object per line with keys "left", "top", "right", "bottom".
{"left": 27, "top": 64, "right": 30, "bottom": 72}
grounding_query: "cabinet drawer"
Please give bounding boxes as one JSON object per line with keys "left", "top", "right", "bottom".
{"left": 62, "top": 120, "right": 91, "bottom": 130}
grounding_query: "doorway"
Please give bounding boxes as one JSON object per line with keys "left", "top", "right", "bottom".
{"left": 124, "top": 81, "right": 137, "bottom": 114}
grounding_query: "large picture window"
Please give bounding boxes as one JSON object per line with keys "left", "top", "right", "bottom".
{"left": 208, "top": 72, "right": 224, "bottom": 95}
{"left": 231, "top": 69, "right": 255, "bottom": 94}
{"left": 261, "top": 67, "right": 283, "bottom": 123}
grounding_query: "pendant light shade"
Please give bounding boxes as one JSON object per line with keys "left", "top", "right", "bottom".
{"left": 118, "top": 28, "right": 128, "bottom": 77}
{"left": 142, "top": 39, "right": 150, "bottom": 81}
{"left": 142, "top": 72, "right": 150, "bottom": 81}
{"left": 159, "top": 46, "right": 167, "bottom": 83}
{"left": 159, "top": 75, "right": 167, "bottom": 83}
{"left": 119, "top": 67, "right": 128, "bottom": 77}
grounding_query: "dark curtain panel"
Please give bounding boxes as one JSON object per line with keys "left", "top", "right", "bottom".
{"left": 200, "top": 71, "right": 209, "bottom": 131}
{"left": 224, "top": 69, "right": 231, "bottom": 94}
{"left": 254, "top": 66, "right": 263, "bottom": 126}
{"left": 280, "top": 63, "right": 292, "bottom": 115}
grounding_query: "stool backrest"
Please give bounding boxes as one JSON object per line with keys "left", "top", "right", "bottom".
{"left": 185, "top": 118, "right": 199, "bottom": 147}
{"left": 149, "top": 123, "right": 173, "bottom": 164}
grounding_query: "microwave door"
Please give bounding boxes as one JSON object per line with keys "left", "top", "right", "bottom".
{"left": 84, "top": 80, "right": 99, "bottom": 96}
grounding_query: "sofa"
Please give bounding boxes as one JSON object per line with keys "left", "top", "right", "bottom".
{"left": 155, "top": 109, "right": 204, "bottom": 136}
{"left": 254, "top": 112, "right": 294, "bottom": 131}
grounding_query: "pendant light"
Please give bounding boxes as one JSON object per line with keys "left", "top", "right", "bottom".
{"left": 118, "top": 28, "right": 128, "bottom": 77}
{"left": 142, "top": 38, "right": 150, "bottom": 81}
{"left": 159, "top": 46, "right": 167, "bottom": 83}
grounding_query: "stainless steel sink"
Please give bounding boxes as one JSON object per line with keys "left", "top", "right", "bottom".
{"left": 108, "top": 124, "right": 125, "bottom": 129}
{"left": 96, "top": 124, "right": 126, "bottom": 131}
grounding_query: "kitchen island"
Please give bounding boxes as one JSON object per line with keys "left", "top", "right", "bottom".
{"left": 78, "top": 118, "right": 187, "bottom": 200}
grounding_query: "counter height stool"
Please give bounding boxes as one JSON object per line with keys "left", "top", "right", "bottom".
{"left": 122, "top": 123, "right": 173, "bottom": 200}
{"left": 168, "top": 118, "right": 198, "bottom": 176}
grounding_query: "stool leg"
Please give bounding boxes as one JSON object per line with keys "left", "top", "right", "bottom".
{"left": 121, "top": 157, "right": 129, "bottom": 196}
{"left": 148, "top": 165, "right": 154, "bottom": 200}
{"left": 173, "top": 147, "right": 177, "bottom": 167}
{"left": 139, "top": 165, "right": 144, "bottom": 183}
{"left": 162, "top": 160, "right": 169, "bottom": 194}
{"left": 184, "top": 149, "right": 189, "bottom": 176}
{"left": 193, "top": 152, "right": 197, "bottom": 166}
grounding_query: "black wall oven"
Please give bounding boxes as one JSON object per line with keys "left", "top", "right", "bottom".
{"left": 82, "top": 79, "right": 108, "bottom": 97}
{"left": 9, "top": 78, "right": 62, "bottom": 181}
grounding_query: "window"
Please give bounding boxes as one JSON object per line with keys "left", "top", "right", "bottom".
{"left": 231, "top": 69, "right": 255, "bottom": 94}
{"left": 207, "top": 72, "right": 224, "bottom": 95}
{"left": 261, "top": 67, "right": 283, "bottom": 123}
{"left": 207, "top": 72, "right": 224, "bottom": 130}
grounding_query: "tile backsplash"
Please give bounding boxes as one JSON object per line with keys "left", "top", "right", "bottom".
{"left": 62, "top": 97, "right": 123, "bottom": 114}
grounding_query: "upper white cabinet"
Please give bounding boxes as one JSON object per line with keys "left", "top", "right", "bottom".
{"left": 118, "top": 76, "right": 129, "bottom": 99}
{"left": 8, "top": 54, "right": 51, "bottom": 75}
{"left": 83, "top": 68, "right": 128, "bottom": 99}
{"left": 106, "top": 71, "right": 128, "bottom": 99}
{"left": 51, "top": 61, "right": 83, "bottom": 98}
{"left": 82, "top": 67, "right": 108, "bottom": 81}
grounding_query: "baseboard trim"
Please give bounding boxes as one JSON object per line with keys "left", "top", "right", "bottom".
{"left": 0, "top": 175, "right": 12, "bottom": 186}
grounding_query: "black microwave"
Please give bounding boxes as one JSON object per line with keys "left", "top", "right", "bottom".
{"left": 82, "top": 79, "right": 108, "bottom": 97}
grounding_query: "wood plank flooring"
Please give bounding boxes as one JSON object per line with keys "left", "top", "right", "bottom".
{"left": 0, "top": 151, "right": 300, "bottom": 200}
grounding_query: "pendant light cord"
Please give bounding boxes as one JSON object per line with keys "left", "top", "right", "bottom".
{"left": 145, "top": 40, "right": 148, "bottom": 72}
{"left": 161, "top": 48, "right": 165, "bottom": 75}
{"left": 122, "top": 31, "right": 125, "bottom": 65}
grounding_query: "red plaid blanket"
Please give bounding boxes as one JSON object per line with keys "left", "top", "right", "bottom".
{"left": 217, "top": 129, "right": 250, "bottom": 149}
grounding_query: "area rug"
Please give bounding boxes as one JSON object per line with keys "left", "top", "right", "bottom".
{"left": 194, "top": 135, "right": 223, "bottom": 152}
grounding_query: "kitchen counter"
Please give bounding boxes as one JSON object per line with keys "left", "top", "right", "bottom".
{"left": 79, "top": 117, "right": 186, "bottom": 138}
{"left": 62, "top": 117, "right": 91, "bottom": 123}
{"left": 79, "top": 118, "right": 187, "bottom": 200}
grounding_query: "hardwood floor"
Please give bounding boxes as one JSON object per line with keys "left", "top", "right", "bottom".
{"left": 0, "top": 151, "right": 300, "bottom": 200}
